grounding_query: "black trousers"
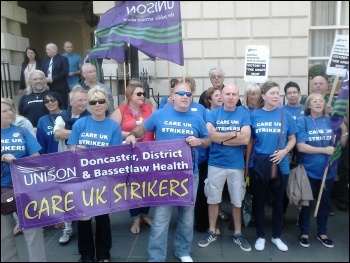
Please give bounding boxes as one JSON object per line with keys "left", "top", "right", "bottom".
{"left": 194, "top": 160, "right": 209, "bottom": 232}
{"left": 78, "top": 214, "right": 111, "bottom": 261}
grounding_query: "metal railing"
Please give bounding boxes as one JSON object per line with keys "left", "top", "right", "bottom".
{"left": 1, "top": 60, "right": 13, "bottom": 99}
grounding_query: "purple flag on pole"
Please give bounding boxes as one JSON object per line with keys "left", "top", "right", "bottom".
{"left": 87, "top": 40, "right": 126, "bottom": 62}
{"left": 330, "top": 66, "right": 349, "bottom": 170}
{"left": 93, "top": 1, "right": 184, "bottom": 65}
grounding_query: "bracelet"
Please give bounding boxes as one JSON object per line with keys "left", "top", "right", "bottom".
{"left": 342, "top": 132, "right": 348, "bottom": 137}
{"left": 127, "top": 131, "right": 138, "bottom": 138}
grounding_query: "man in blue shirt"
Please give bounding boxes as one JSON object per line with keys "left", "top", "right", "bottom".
{"left": 62, "top": 41, "right": 83, "bottom": 90}
{"left": 198, "top": 84, "right": 252, "bottom": 252}
{"left": 125, "top": 82, "right": 210, "bottom": 262}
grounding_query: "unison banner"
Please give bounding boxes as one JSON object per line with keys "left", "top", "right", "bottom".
{"left": 10, "top": 139, "right": 194, "bottom": 230}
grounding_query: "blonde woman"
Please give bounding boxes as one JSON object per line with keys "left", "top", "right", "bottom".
{"left": 67, "top": 87, "right": 122, "bottom": 262}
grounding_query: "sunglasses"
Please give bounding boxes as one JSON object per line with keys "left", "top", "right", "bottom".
{"left": 133, "top": 92, "right": 146, "bottom": 97}
{"left": 89, "top": 99, "right": 106, "bottom": 105}
{"left": 44, "top": 98, "right": 57, "bottom": 104}
{"left": 174, "top": 91, "right": 192, "bottom": 97}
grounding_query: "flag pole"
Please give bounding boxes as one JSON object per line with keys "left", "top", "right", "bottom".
{"left": 314, "top": 135, "right": 337, "bottom": 217}
{"left": 168, "top": 62, "right": 171, "bottom": 95}
{"left": 327, "top": 76, "right": 339, "bottom": 107}
{"left": 123, "top": 62, "right": 127, "bottom": 103}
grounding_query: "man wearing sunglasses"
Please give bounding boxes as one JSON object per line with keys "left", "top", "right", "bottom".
{"left": 199, "top": 67, "right": 242, "bottom": 108}
{"left": 125, "top": 82, "right": 210, "bottom": 262}
{"left": 80, "top": 63, "right": 115, "bottom": 116}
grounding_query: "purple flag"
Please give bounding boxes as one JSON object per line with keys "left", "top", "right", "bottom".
{"left": 330, "top": 66, "right": 349, "bottom": 170}
{"left": 87, "top": 40, "right": 126, "bottom": 62}
{"left": 10, "top": 139, "right": 193, "bottom": 230}
{"left": 94, "top": 1, "right": 184, "bottom": 65}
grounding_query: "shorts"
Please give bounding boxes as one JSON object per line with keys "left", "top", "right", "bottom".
{"left": 205, "top": 165, "right": 246, "bottom": 207}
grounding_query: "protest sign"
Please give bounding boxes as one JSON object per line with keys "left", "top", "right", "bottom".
{"left": 326, "top": 35, "right": 349, "bottom": 77}
{"left": 10, "top": 139, "right": 193, "bottom": 230}
{"left": 244, "top": 45, "right": 270, "bottom": 83}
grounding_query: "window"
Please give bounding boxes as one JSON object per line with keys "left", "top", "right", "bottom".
{"left": 309, "top": 1, "right": 349, "bottom": 63}
{"left": 309, "top": 1, "right": 349, "bottom": 93}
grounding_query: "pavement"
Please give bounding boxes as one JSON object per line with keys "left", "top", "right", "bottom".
{"left": 15, "top": 198, "right": 349, "bottom": 262}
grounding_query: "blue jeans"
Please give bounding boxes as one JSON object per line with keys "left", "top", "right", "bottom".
{"left": 250, "top": 171, "right": 289, "bottom": 239}
{"left": 148, "top": 174, "right": 198, "bottom": 262}
{"left": 299, "top": 177, "right": 334, "bottom": 236}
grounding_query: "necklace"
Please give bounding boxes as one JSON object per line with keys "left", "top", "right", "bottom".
{"left": 33, "top": 92, "right": 42, "bottom": 99}
{"left": 128, "top": 103, "right": 143, "bottom": 125}
{"left": 27, "top": 62, "right": 35, "bottom": 72}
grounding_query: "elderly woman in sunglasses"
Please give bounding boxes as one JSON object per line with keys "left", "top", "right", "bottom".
{"left": 110, "top": 83, "right": 155, "bottom": 234}
{"left": 67, "top": 87, "right": 123, "bottom": 262}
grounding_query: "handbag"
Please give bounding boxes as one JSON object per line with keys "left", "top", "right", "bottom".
{"left": 1, "top": 186, "right": 16, "bottom": 216}
{"left": 271, "top": 108, "right": 285, "bottom": 179}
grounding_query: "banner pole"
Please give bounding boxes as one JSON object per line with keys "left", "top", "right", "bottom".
{"left": 327, "top": 76, "right": 339, "bottom": 107}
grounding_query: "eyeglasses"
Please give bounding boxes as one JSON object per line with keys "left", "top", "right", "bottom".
{"left": 174, "top": 91, "right": 192, "bottom": 97}
{"left": 44, "top": 98, "right": 57, "bottom": 104}
{"left": 133, "top": 92, "right": 146, "bottom": 97}
{"left": 88, "top": 99, "right": 106, "bottom": 105}
{"left": 210, "top": 75, "right": 223, "bottom": 79}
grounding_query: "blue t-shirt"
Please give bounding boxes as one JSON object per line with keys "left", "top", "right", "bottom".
{"left": 243, "top": 106, "right": 258, "bottom": 168}
{"left": 62, "top": 52, "right": 83, "bottom": 86}
{"left": 143, "top": 106, "right": 210, "bottom": 174}
{"left": 250, "top": 107, "right": 298, "bottom": 175}
{"left": 67, "top": 116, "right": 123, "bottom": 147}
{"left": 158, "top": 96, "right": 170, "bottom": 109}
{"left": 207, "top": 106, "right": 251, "bottom": 169}
{"left": 36, "top": 114, "right": 60, "bottom": 154}
{"left": 283, "top": 104, "right": 304, "bottom": 121}
{"left": 296, "top": 115, "right": 335, "bottom": 179}
{"left": 1, "top": 125, "right": 42, "bottom": 187}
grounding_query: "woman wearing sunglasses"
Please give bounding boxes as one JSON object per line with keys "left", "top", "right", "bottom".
{"left": 110, "top": 83, "right": 155, "bottom": 234}
{"left": 67, "top": 86, "right": 122, "bottom": 262}
{"left": 36, "top": 92, "right": 63, "bottom": 154}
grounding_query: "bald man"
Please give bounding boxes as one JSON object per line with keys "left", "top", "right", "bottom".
{"left": 41, "top": 43, "right": 70, "bottom": 108}
{"left": 301, "top": 75, "right": 336, "bottom": 113}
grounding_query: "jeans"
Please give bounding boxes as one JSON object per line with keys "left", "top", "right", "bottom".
{"left": 250, "top": 171, "right": 288, "bottom": 239}
{"left": 148, "top": 174, "right": 198, "bottom": 262}
{"left": 1, "top": 214, "right": 46, "bottom": 262}
{"left": 78, "top": 214, "right": 111, "bottom": 261}
{"left": 299, "top": 177, "right": 334, "bottom": 236}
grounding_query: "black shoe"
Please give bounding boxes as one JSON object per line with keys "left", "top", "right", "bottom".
{"left": 328, "top": 207, "right": 335, "bottom": 216}
{"left": 337, "top": 201, "right": 348, "bottom": 211}
{"left": 228, "top": 221, "right": 234, "bottom": 230}
{"left": 248, "top": 218, "right": 255, "bottom": 227}
{"left": 317, "top": 235, "right": 334, "bottom": 248}
{"left": 299, "top": 237, "right": 310, "bottom": 248}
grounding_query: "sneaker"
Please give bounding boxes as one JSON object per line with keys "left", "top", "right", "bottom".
{"left": 299, "top": 236, "right": 310, "bottom": 248}
{"left": 59, "top": 229, "right": 73, "bottom": 244}
{"left": 254, "top": 238, "right": 265, "bottom": 251}
{"left": 177, "top": 256, "right": 193, "bottom": 262}
{"left": 271, "top": 238, "right": 288, "bottom": 251}
{"left": 317, "top": 235, "right": 334, "bottom": 248}
{"left": 233, "top": 233, "right": 251, "bottom": 251}
{"left": 198, "top": 230, "right": 217, "bottom": 247}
